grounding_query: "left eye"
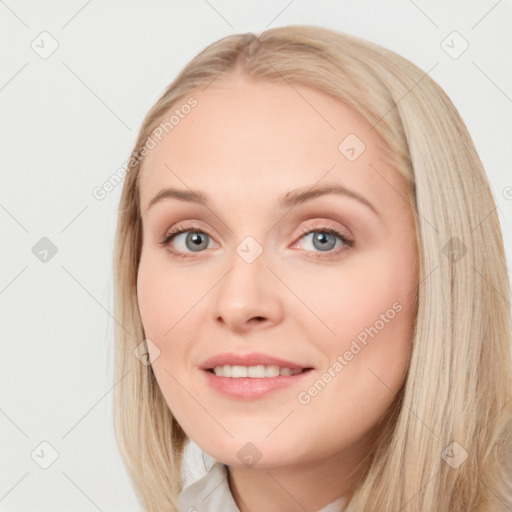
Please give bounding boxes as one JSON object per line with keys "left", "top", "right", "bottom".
{"left": 294, "top": 226, "right": 354, "bottom": 256}
{"left": 297, "top": 227, "right": 351, "bottom": 252}
{"left": 159, "top": 225, "right": 354, "bottom": 259}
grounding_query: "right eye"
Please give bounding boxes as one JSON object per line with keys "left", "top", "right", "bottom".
{"left": 159, "top": 225, "right": 214, "bottom": 259}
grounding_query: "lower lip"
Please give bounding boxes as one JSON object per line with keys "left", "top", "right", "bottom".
{"left": 202, "top": 369, "right": 314, "bottom": 400}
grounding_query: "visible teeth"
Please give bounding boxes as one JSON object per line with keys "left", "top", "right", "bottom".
{"left": 265, "top": 365, "right": 280, "bottom": 377}
{"left": 231, "top": 365, "right": 247, "bottom": 378}
{"left": 212, "top": 365, "right": 304, "bottom": 378}
{"left": 248, "top": 365, "right": 266, "bottom": 377}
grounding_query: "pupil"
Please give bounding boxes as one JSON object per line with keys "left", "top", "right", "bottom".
{"left": 188, "top": 232, "right": 207, "bottom": 251}
{"left": 314, "top": 232, "right": 335, "bottom": 251}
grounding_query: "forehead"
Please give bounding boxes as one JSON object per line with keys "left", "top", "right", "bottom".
{"left": 138, "top": 78, "right": 402, "bottom": 214}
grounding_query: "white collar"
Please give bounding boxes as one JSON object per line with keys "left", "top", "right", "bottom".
{"left": 178, "top": 461, "right": 347, "bottom": 511}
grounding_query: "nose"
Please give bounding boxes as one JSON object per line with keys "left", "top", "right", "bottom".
{"left": 212, "top": 247, "right": 283, "bottom": 333}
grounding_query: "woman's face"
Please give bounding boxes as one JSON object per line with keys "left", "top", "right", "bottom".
{"left": 137, "top": 77, "right": 418, "bottom": 469}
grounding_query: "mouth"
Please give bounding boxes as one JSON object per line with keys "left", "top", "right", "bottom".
{"left": 199, "top": 352, "right": 315, "bottom": 399}
{"left": 205, "top": 365, "right": 314, "bottom": 378}
{"left": 202, "top": 365, "right": 315, "bottom": 400}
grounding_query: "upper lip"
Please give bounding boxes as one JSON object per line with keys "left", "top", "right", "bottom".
{"left": 199, "top": 352, "right": 312, "bottom": 371}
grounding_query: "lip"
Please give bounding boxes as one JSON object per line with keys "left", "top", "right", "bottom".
{"left": 199, "top": 351, "right": 312, "bottom": 371}
{"left": 201, "top": 367, "right": 314, "bottom": 400}
{"left": 199, "top": 351, "right": 315, "bottom": 400}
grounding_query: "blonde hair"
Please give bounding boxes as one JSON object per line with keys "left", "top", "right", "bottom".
{"left": 112, "top": 25, "right": 512, "bottom": 511}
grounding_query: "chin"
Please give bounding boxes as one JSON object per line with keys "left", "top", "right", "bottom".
{"left": 197, "top": 437, "right": 306, "bottom": 469}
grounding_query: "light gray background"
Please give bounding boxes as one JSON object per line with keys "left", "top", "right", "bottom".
{"left": 1, "top": 1, "right": 511, "bottom": 510}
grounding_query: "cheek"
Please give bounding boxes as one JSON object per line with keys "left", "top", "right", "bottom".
{"left": 293, "top": 249, "right": 415, "bottom": 409}
{"left": 137, "top": 257, "right": 169, "bottom": 338}
{"left": 136, "top": 254, "right": 199, "bottom": 422}
{"left": 293, "top": 302, "right": 414, "bottom": 452}
{"left": 136, "top": 250, "right": 201, "bottom": 339}
{"left": 288, "top": 250, "right": 414, "bottom": 344}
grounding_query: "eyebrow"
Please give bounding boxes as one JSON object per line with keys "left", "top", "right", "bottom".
{"left": 146, "top": 183, "right": 380, "bottom": 217}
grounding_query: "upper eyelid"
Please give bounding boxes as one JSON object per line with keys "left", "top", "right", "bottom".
{"left": 163, "top": 219, "right": 348, "bottom": 235}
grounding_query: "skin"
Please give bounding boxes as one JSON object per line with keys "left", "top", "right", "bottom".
{"left": 136, "top": 74, "right": 419, "bottom": 511}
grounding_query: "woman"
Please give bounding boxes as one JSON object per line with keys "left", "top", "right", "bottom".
{"left": 112, "top": 25, "right": 512, "bottom": 511}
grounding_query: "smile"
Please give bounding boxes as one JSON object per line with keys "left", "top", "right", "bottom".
{"left": 209, "top": 364, "right": 307, "bottom": 378}
{"left": 203, "top": 366, "right": 314, "bottom": 400}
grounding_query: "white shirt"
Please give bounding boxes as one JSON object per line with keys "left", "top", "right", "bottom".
{"left": 178, "top": 461, "right": 348, "bottom": 511}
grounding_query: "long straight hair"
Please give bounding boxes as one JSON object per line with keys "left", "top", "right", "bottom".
{"left": 112, "top": 25, "right": 512, "bottom": 511}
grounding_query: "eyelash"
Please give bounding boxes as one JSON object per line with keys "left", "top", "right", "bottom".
{"left": 158, "top": 223, "right": 355, "bottom": 260}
